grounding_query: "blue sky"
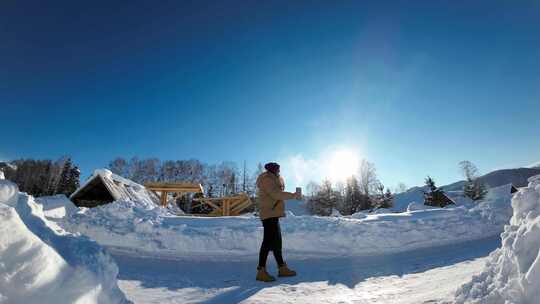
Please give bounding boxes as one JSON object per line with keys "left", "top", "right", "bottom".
{"left": 1, "top": 1, "right": 539, "bottom": 190}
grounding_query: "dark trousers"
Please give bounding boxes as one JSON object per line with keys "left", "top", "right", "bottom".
{"left": 258, "top": 217, "right": 285, "bottom": 268}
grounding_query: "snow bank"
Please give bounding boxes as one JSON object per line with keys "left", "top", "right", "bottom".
{"left": 286, "top": 199, "right": 310, "bottom": 216}
{"left": 36, "top": 194, "right": 78, "bottom": 219}
{"left": 406, "top": 201, "right": 436, "bottom": 212}
{"left": 455, "top": 174, "right": 540, "bottom": 304}
{"left": 0, "top": 180, "right": 129, "bottom": 303}
{"left": 60, "top": 184, "right": 514, "bottom": 259}
{"left": 0, "top": 178, "right": 18, "bottom": 207}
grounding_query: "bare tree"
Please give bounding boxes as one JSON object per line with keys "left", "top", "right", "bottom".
{"left": 395, "top": 182, "right": 408, "bottom": 193}
{"left": 459, "top": 160, "right": 487, "bottom": 201}
{"left": 358, "top": 159, "right": 378, "bottom": 196}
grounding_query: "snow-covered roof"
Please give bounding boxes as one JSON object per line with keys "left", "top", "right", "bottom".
{"left": 70, "top": 168, "right": 159, "bottom": 207}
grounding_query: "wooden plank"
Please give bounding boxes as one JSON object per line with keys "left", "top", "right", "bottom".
{"left": 202, "top": 200, "right": 221, "bottom": 211}
{"left": 231, "top": 200, "right": 251, "bottom": 213}
{"left": 146, "top": 187, "right": 202, "bottom": 192}
{"left": 193, "top": 194, "right": 246, "bottom": 202}
{"left": 145, "top": 182, "right": 204, "bottom": 193}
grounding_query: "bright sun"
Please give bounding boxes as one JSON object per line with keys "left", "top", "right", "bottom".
{"left": 328, "top": 149, "right": 360, "bottom": 182}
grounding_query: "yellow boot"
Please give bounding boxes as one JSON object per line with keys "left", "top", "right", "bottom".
{"left": 278, "top": 264, "right": 297, "bottom": 277}
{"left": 256, "top": 267, "right": 276, "bottom": 282}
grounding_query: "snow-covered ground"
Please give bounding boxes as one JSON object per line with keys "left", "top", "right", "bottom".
{"left": 114, "top": 236, "right": 500, "bottom": 304}
{"left": 0, "top": 177, "right": 129, "bottom": 303}
{"left": 57, "top": 184, "right": 512, "bottom": 259}
{"left": 5, "top": 169, "right": 538, "bottom": 303}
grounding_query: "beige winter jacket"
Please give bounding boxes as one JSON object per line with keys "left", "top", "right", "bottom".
{"left": 256, "top": 171, "right": 296, "bottom": 220}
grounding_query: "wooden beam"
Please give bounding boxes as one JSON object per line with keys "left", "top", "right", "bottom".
{"left": 145, "top": 182, "right": 204, "bottom": 193}
{"left": 160, "top": 191, "right": 168, "bottom": 207}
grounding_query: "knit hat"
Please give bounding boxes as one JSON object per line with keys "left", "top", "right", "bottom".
{"left": 264, "top": 162, "right": 280, "bottom": 175}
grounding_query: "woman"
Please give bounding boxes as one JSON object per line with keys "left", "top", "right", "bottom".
{"left": 255, "top": 162, "right": 301, "bottom": 282}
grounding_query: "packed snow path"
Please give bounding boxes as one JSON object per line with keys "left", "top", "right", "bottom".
{"left": 113, "top": 236, "right": 500, "bottom": 304}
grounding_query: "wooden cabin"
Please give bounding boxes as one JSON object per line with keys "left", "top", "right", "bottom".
{"left": 424, "top": 190, "right": 455, "bottom": 208}
{"left": 70, "top": 169, "right": 159, "bottom": 207}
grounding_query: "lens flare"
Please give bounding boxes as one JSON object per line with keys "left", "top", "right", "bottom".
{"left": 328, "top": 149, "right": 360, "bottom": 182}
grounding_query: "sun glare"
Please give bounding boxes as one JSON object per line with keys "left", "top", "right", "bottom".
{"left": 328, "top": 149, "right": 360, "bottom": 182}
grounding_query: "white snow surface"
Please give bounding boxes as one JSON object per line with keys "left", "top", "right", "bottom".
{"left": 0, "top": 180, "right": 129, "bottom": 304}
{"left": 115, "top": 236, "right": 499, "bottom": 304}
{"left": 455, "top": 174, "right": 540, "bottom": 304}
{"left": 59, "top": 184, "right": 513, "bottom": 259}
{"left": 0, "top": 178, "right": 19, "bottom": 207}
{"left": 36, "top": 194, "right": 78, "bottom": 219}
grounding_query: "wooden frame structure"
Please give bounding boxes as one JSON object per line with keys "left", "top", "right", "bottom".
{"left": 192, "top": 193, "right": 253, "bottom": 216}
{"left": 144, "top": 182, "right": 204, "bottom": 207}
{"left": 144, "top": 182, "right": 253, "bottom": 216}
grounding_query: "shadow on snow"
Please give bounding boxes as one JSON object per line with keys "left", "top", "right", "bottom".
{"left": 111, "top": 236, "right": 500, "bottom": 304}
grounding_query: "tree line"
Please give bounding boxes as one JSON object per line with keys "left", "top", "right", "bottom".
{"left": 2, "top": 157, "right": 80, "bottom": 197}
{"left": 305, "top": 160, "right": 394, "bottom": 216}
{"left": 108, "top": 157, "right": 263, "bottom": 198}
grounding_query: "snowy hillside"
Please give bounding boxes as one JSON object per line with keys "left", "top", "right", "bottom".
{"left": 443, "top": 167, "right": 540, "bottom": 191}
{"left": 392, "top": 167, "right": 540, "bottom": 212}
{"left": 455, "top": 174, "right": 540, "bottom": 303}
{"left": 0, "top": 178, "right": 129, "bottom": 304}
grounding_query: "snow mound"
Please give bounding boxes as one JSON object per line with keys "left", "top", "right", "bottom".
{"left": 455, "top": 174, "right": 540, "bottom": 304}
{"left": 286, "top": 199, "right": 310, "bottom": 216}
{"left": 406, "top": 201, "right": 436, "bottom": 211}
{"left": 60, "top": 184, "right": 514, "bottom": 259}
{"left": 0, "top": 178, "right": 19, "bottom": 206}
{"left": 0, "top": 182, "right": 129, "bottom": 303}
{"left": 36, "top": 194, "right": 78, "bottom": 219}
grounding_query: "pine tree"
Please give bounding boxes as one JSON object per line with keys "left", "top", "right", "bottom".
{"left": 66, "top": 166, "right": 80, "bottom": 196}
{"left": 383, "top": 188, "right": 393, "bottom": 208}
{"left": 464, "top": 178, "right": 487, "bottom": 201}
{"left": 56, "top": 158, "right": 73, "bottom": 195}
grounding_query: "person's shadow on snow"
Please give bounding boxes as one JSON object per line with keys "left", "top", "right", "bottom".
{"left": 112, "top": 236, "right": 499, "bottom": 304}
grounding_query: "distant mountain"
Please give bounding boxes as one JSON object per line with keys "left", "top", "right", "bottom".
{"left": 528, "top": 161, "right": 540, "bottom": 169}
{"left": 393, "top": 167, "right": 540, "bottom": 212}
{"left": 442, "top": 167, "right": 540, "bottom": 191}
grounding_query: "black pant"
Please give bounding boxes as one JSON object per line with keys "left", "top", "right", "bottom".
{"left": 258, "top": 217, "right": 285, "bottom": 268}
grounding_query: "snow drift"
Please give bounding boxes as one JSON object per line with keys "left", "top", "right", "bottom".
{"left": 455, "top": 174, "right": 540, "bottom": 304}
{"left": 0, "top": 177, "right": 129, "bottom": 304}
{"left": 36, "top": 194, "right": 78, "bottom": 219}
{"left": 60, "top": 184, "right": 514, "bottom": 259}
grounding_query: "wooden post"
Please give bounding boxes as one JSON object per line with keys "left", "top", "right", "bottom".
{"left": 161, "top": 191, "right": 168, "bottom": 207}
{"left": 223, "top": 199, "right": 229, "bottom": 216}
